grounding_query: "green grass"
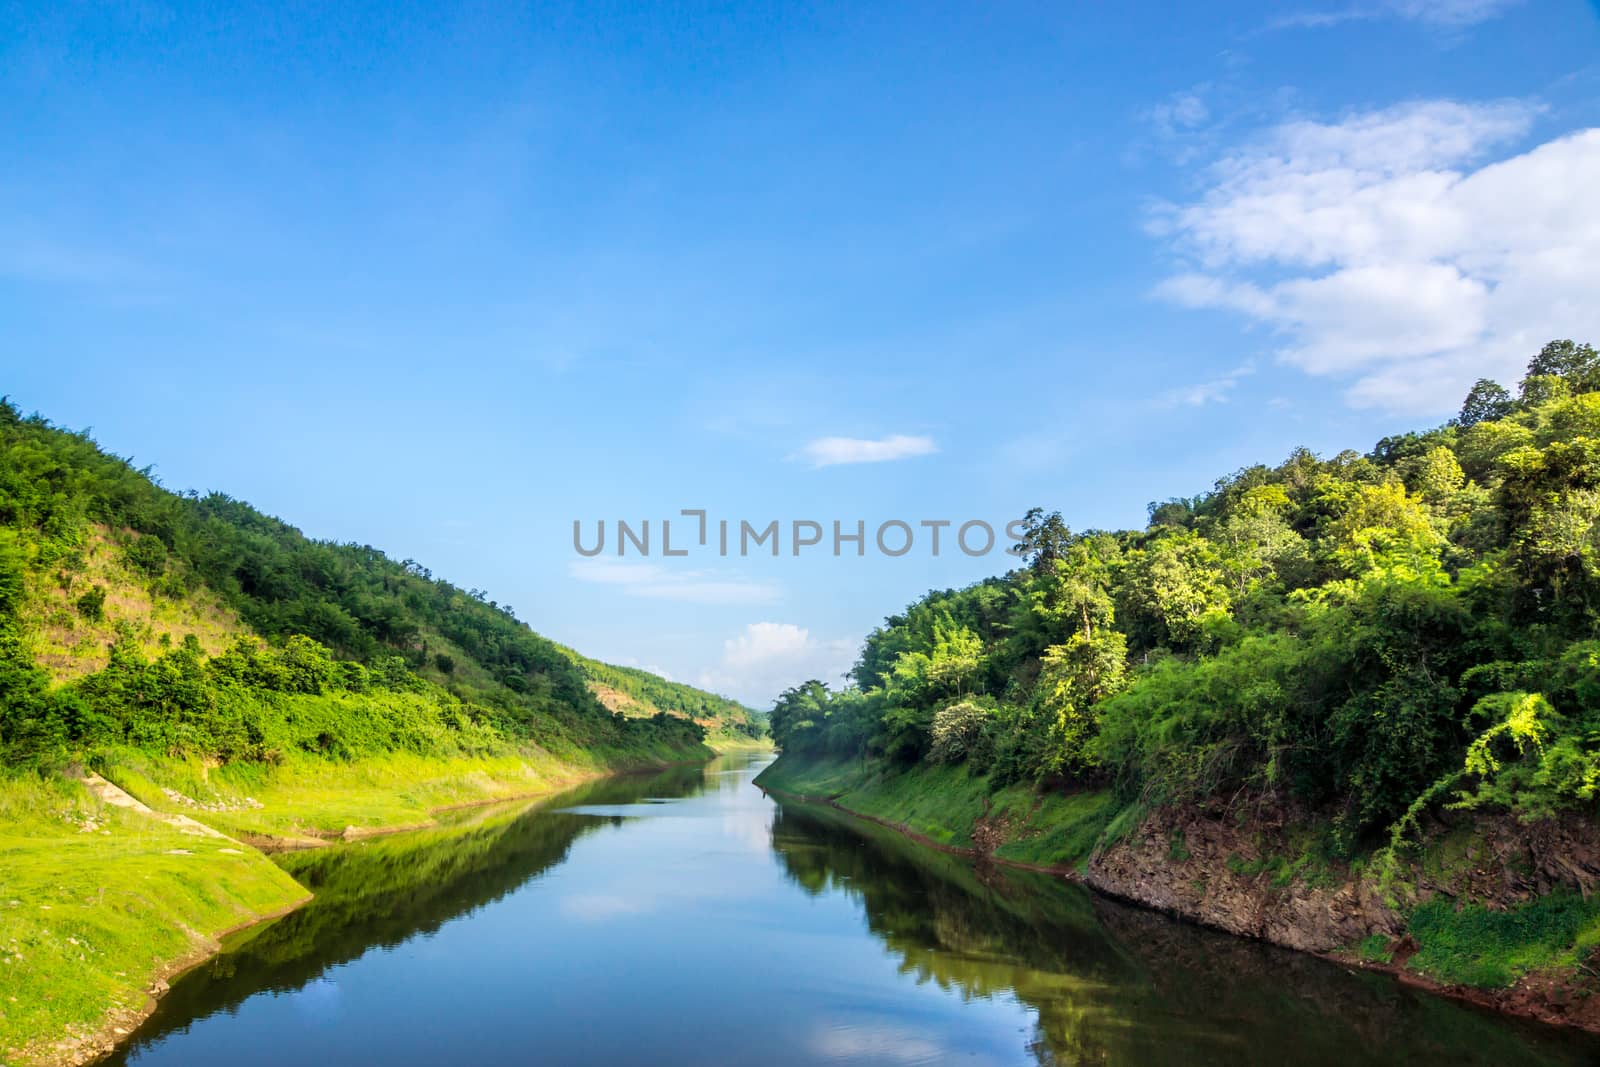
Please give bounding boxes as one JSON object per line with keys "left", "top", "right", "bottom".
{"left": 0, "top": 774, "right": 309, "bottom": 1066}
{"left": 90, "top": 732, "right": 712, "bottom": 843}
{"left": 1357, "top": 933, "right": 1395, "bottom": 964}
{"left": 96, "top": 747, "right": 597, "bottom": 841}
{"left": 705, "top": 735, "right": 775, "bottom": 755}
{"left": 755, "top": 754, "right": 1125, "bottom": 871}
{"left": 989, "top": 788, "right": 1122, "bottom": 869}
{"left": 1405, "top": 890, "right": 1600, "bottom": 989}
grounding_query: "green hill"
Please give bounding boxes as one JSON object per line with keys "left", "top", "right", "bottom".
{"left": 559, "top": 646, "right": 768, "bottom": 746}
{"left": 0, "top": 396, "right": 709, "bottom": 774}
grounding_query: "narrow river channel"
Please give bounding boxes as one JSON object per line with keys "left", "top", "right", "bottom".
{"left": 105, "top": 753, "right": 1600, "bottom": 1066}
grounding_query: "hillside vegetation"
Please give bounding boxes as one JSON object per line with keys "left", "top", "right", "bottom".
{"left": 0, "top": 398, "right": 717, "bottom": 1064}
{"left": 559, "top": 646, "right": 767, "bottom": 746}
{"left": 0, "top": 397, "right": 709, "bottom": 772}
{"left": 762, "top": 340, "right": 1600, "bottom": 1002}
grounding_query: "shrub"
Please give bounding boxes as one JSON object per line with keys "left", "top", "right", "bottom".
{"left": 929, "top": 699, "right": 993, "bottom": 764}
{"left": 75, "top": 585, "right": 106, "bottom": 621}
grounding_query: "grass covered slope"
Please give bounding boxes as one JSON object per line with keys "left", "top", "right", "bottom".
{"left": 760, "top": 341, "right": 1600, "bottom": 1028}
{"left": 0, "top": 776, "right": 310, "bottom": 1066}
{"left": 756, "top": 755, "right": 1120, "bottom": 871}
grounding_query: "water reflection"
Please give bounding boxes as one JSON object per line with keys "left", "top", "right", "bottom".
{"left": 105, "top": 762, "right": 712, "bottom": 1064}
{"left": 103, "top": 755, "right": 1600, "bottom": 1067}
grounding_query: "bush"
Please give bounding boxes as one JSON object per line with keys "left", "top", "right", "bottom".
{"left": 75, "top": 585, "right": 106, "bottom": 621}
{"left": 929, "top": 699, "right": 993, "bottom": 764}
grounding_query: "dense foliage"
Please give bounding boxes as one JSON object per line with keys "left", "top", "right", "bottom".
{"left": 770, "top": 341, "right": 1600, "bottom": 852}
{"left": 0, "top": 401, "right": 705, "bottom": 767}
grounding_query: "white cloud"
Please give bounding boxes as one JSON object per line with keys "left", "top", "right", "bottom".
{"left": 567, "top": 559, "right": 781, "bottom": 606}
{"left": 1153, "top": 100, "right": 1600, "bottom": 413}
{"left": 1147, "top": 89, "right": 1212, "bottom": 139}
{"left": 808, "top": 1023, "right": 946, "bottom": 1063}
{"left": 558, "top": 893, "right": 654, "bottom": 922}
{"left": 1387, "top": 0, "right": 1521, "bottom": 25}
{"left": 1158, "top": 362, "right": 1256, "bottom": 408}
{"left": 1272, "top": 0, "right": 1521, "bottom": 30}
{"left": 796, "top": 434, "right": 938, "bottom": 468}
{"left": 696, "top": 622, "right": 854, "bottom": 708}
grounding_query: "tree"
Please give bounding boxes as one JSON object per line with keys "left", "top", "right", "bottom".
{"left": 1522, "top": 340, "right": 1600, "bottom": 395}
{"left": 1323, "top": 481, "right": 1443, "bottom": 579}
{"left": 1214, "top": 485, "right": 1308, "bottom": 595}
{"left": 1009, "top": 533, "right": 1120, "bottom": 657}
{"left": 1119, "top": 531, "right": 1232, "bottom": 650}
{"left": 925, "top": 618, "right": 983, "bottom": 694}
{"left": 1457, "top": 378, "right": 1513, "bottom": 428}
{"left": 1036, "top": 629, "right": 1128, "bottom": 773}
{"left": 1148, "top": 497, "right": 1202, "bottom": 529}
{"left": 769, "top": 679, "right": 832, "bottom": 752}
{"left": 1411, "top": 446, "right": 1466, "bottom": 504}
{"left": 1011, "top": 507, "right": 1071, "bottom": 574}
{"left": 929, "top": 699, "right": 993, "bottom": 764}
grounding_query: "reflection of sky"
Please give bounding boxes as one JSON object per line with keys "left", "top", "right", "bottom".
{"left": 809, "top": 1021, "right": 947, "bottom": 1064}
{"left": 118, "top": 754, "right": 1041, "bottom": 1066}
{"left": 287, "top": 977, "right": 342, "bottom": 1026}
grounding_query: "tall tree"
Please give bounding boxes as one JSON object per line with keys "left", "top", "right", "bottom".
{"left": 1457, "top": 378, "right": 1514, "bottom": 427}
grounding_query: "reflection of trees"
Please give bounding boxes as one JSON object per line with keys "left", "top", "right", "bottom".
{"left": 107, "top": 763, "right": 712, "bottom": 1062}
{"left": 769, "top": 803, "right": 1600, "bottom": 1067}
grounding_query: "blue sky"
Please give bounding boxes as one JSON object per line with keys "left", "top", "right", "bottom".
{"left": 5, "top": 0, "right": 1599, "bottom": 705}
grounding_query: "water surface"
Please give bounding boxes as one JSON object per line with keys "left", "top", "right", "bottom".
{"left": 107, "top": 754, "right": 1600, "bottom": 1065}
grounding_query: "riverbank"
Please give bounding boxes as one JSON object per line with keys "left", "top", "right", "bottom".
{"left": 0, "top": 772, "right": 309, "bottom": 1067}
{"left": 755, "top": 754, "right": 1600, "bottom": 1036}
{"left": 90, "top": 740, "right": 715, "bottom": 847}
{"left": 0, "top": 742, "right": 716, "bottom": 1067}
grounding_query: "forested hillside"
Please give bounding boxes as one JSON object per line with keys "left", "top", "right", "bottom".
{"left": 0, "top": 397, "right": 706, "bottom": 770}
{"left": 559, "top": 647, "right": 767, "bottom": 744}
{"left": 768, "top": 340, "right": 1600, "bottom": 868}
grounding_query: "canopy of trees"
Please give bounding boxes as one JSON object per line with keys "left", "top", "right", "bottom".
{"left": 771, "top": 341, "right": 1600, "bottom": 852}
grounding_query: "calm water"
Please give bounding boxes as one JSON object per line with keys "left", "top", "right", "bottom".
{"left": 107, "top": 754, "right": 1600, "bottom": 1066}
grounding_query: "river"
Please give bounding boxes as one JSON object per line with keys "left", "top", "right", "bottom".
{"left": 105, "top": 753, "right": 1600, "bottom": 1066}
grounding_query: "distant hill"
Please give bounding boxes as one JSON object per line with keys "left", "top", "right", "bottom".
{"left": 559, "top": 647, "right": 767, "bottom": 744}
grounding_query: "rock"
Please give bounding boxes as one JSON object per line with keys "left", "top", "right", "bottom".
{"left": 1086, "top": 803, "right": 1402, "bottom": 954}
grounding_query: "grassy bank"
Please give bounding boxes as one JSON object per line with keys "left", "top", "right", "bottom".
{"left": 0, "top": 774, "right": 309, "bottom": 1067}
{"left": 706, "top": 736, "right": 775, "bottom": 755}
{"left": 755, "top": 753, "right": 1123, "bottom": 871}
{"left": 94, "top": 740, "right": 710, "bottom": 844}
